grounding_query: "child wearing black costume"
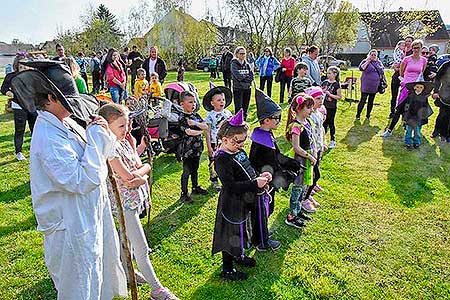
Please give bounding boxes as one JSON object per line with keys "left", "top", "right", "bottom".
{"left": 249, "top": 89, "right": 303, "bottom": 251}
{"left": 212, "top": 109, "right": 272, "bottom": 281}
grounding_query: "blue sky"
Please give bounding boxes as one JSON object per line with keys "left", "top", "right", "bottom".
{"left": 1, "top": 0, "right": 449, "bottom": 44}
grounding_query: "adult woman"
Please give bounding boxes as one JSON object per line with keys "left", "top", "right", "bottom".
{"left": 355, "top": 49, "right": 385, "bottom": 120}
{"left": 0, "top": 53, "right": 38, "bottom": 161}
{"left": 231, "top": 46, "right": 254, "bottom": 119}
{"left": 255, "top": 47, "right": 280, "bottom": 97}
{"left": 382, "top": 39, "right": 427, "bottom": 137}
{"left": 103, "top": 48, "right": 127, "bottom": 104}
{"left": 279, "top": 48, "right": 295, "bottom": 103}
{"left": 302, "top": 45, "right": 321, "bottom": 86}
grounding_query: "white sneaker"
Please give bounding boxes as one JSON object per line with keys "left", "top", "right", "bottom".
{"left": 380, "top": 130, "right": 392, "bottom": 138}
{"left": 15, "top": 152, "right": 26, "bottom": 161}
{"left": 329, "top": 141, "right": 336, "bottom": 148}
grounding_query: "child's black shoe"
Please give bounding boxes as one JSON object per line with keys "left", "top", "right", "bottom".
{"left": 179, "top": 193, "right": 193, "bottom": 203}
{"left": 234, "top": 255, "right": 256, "bottom": 267}
{"left": 297, "top": 211, "right": 312, "bottom": 221}
{"left": 413, "top": 144, "right": 420, "bottom": 149}
{"left": 220, "top": 269, "right": 248, "bottom": 281}
{"left": 192, "top": 186, "right": 208, "bottom": 195}
{"left": 256, "top": 239, "right": 281, "bottom": 252}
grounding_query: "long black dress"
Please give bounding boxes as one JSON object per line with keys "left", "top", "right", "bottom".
{"left": 212, "top": 150, "right": 259, "bottom": 258}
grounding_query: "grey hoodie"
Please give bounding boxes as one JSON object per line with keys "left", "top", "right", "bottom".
{"left": 231, "top": 58, "right": 254, "bottom": 90}
{"left": 302, "top": 55, "right": 321, "bottom": 85}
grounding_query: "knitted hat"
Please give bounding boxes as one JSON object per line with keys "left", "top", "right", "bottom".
{"left": 305, "top": 86, "right": 324, "bottom": 99}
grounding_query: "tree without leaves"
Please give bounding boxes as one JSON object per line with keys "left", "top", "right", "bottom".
{"left": 127, "top": 1, "right": 154, "bottom": 41}
{"left": 152, "top": 0, "right": 192, "bottom": 23}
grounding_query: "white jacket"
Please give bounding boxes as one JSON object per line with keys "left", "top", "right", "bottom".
{"left": 30, "top": 111, "right": 127, "bottom": 300}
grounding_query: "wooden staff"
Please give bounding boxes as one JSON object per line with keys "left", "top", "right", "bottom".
{"left": 107, "top": 163, "right": 138, "bottom": 300}
{"left": 140, "top": 123, "right": 154, "bottom": 238}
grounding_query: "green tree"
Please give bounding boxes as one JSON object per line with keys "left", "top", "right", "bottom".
{"left": 96, "top": 4, "right": 122, "bottom": 36}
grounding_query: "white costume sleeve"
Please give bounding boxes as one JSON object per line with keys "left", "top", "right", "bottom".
{"left": 40, "top": 125, "right": 115, "bottom": 194}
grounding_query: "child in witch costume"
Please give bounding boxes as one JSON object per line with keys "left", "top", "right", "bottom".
{"left": 178, "top": 91, "right": 211, "bottom": 203}
{"left": 249, "top": 88, "right": 304, "bottom": 251}
{"left": 203, "top": 82, "right": 233, "bottom": 191}
{"left": 212, "top": 109, "right": 272, "bottom": 281}
{"left": 403, "top": 81, "right": 434, "bottom": 149}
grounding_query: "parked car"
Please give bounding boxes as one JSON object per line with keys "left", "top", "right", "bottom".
{"left": 318, "top": 55, "right": 348, "bottom": 69}
{"left": 196, "top": 57, "right": 221, "bottom": 72}
{"left": 436, "top": 54, "right": 450, "bottom": 67}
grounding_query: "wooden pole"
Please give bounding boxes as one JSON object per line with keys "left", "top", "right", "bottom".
{"left": 139, "top": 121, "right": 154, "bottom": 239}
{"left": 107, "top": 163, "right": 138, "bottom": 300}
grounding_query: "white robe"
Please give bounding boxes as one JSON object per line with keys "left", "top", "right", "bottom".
{"left": 30, "top": 111, "right": 127, "bottom": 300}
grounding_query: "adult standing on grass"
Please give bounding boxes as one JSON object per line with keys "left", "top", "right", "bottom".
{"left": 381, "top": 40, "right": 427, "bottom": 138}
{"left": 10, "top": 59, "right": 127, "bottom": 300}
{"left": 390, "top": 35, "right": 414, "bottom": 118}
{"left": 90, "top": 51, "right": 102, "bottom": 94}
{"left": 355, "top": 49, "right": 385, "bottom": 121}
{"left": 231, "top": 46, "right": 254, "bottom": 119}
{"left": 0, "top": 53, "right": 38, "bottom": 161}
{"left": 221, "top": 46, "right": 234, "bottom": 89}
{"left": 279, "top": 48, "right": 295, "bottom": 103}
{"left": 103, "top": 48, "right": 127, "bottom": 104}
{"left": 142, "top": 46, "right": 167, "bottom": 84}
{"left": 128, "top": 45, "right": 144, "bottom": 93}
{"left": 302, "top": 45, "right": 321, "bottom": 86}
{"left": 255, "top": 46, "right": 280, "bottom": 97}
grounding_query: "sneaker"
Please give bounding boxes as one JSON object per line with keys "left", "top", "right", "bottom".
{"left": 405, "top": 144, "right": 412, "bottom": 151}
{"left": 179, "top": 193, "right": 193, "bottom": 203}
{"left": 313, "top": 184, "right": 324, "bottom": 192}
{"left": 285, "top": 215, "right": 306, "bottom": 228}
{"left": 329, "top": 140, "right": 336, "bottom": 148}
{"left": 354, "top": 117, "right": 360, "bottom": 121}
{"left": 380, "top": 130, "right": 392, "bottom": 138}
{"left": 309, "top": 196, "right": 321, "bottom": 207}
{"left": 234, "top": 255, "right": 256, "bottom": 267}
{"left": 302, "top": 199, "right": 316, "bottom": 213}
{"left": 151, "top": 287, "right": 179, "bottom": 300}
{"left": 413, "top": 144, "right": 420, "bottom": 149}
{"left": 15, "top": 152, "right": 26, "bottom": 161}
{"left": 220, "top": 269, "right": 248, "bottom": 281}
{"left": 365, "top": 116, "right": 370, "bottom": 121}
{"left": 192, "top": 186, "right": 208, "bottom": 195}
{"left": 268, "top": 229, "right": 274, "bottom": 237}
{"left": 256, "top": 239, "right": 281, "bottom": 252}
{"left": 297, "top": 211, "right": 312, "bottom": 221}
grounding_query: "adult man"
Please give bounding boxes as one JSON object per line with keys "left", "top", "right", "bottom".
{"left": 52, "top": 43, "right": 65, "bottom": 61}
{"left": 302, "top": 45, "right": 321, "bottom": 86}
{"left": 220, "top": 46, "right": 233, "bottom": 89}
{"left": 127, "top": 45, "right": 144, "bottom": 93}
{"left": 10, "top": 60, "right": 127, "bottom": 300}
{"left": 390, "top": 35, "right": 414, "bottom": 118}
{"left": 142, "top": 46, "right": 167, "bottom": 84}
{"left": 90, "top": 51, "right": 102, "bottom": 94}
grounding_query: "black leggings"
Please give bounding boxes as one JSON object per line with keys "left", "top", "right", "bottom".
{"left": 222, "top": 251, "right": 234, "bottom": 271}
{"left": 387, "top": 101, "right": 406, "bottom": 132}
{"left": 259, "top": 75, "right": 273, "bottom": 97}
{"left": 356, "top": 92, "right": 376, "bottom": 118}
{"left": 233, "top": 88, "right": 251, "bottom": 119}
{"left": 13, "top": 108, "right": 37, "bottom": 154}
{"left": 181, "top": 156, "right": 200, "bottom": 194}
{"left": 434, "top": 105, "right": 450, "bottom": 138}
{"left": 279, "top": 76, "right": 292, "bottom": 103}
{"left": 390, "top": 72, "right": 401, "bottom": 116}
{"left": 323, "top": 107, "right": 336, "bottom": 141}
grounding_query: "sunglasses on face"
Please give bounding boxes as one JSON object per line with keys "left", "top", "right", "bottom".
{"left": 412, "top": 47, "right": 421, "bottom": 50}
{"left": 422, "top": 51, "right": 429, "bottom": 54}
{"left": 238, "top": 52, "right": 246, "bottom": 55}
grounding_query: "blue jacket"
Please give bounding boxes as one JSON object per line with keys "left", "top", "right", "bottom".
{"left": 255, "top": 55, "right": 280, "bottom": 77}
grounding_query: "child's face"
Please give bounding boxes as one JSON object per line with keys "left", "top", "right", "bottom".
{"left": 263, "top": 113, "right": 281, "bottom": 129}
{"left": 399, "top": 42, "right": 406, "bottom": 50}
{"left": 109, "top": 115, "right": 129, "bottom": 141}
{"left": 313, "top": 96, "right": 324, "bottom": 108}
{"left": 327, "top": 70, "right": 335, "bottom": 80}
{"left": 138, "top": 73, "right": 145, "bottom": 80}
{"left": 151, "top": 75, "right": 157, "bottom": 83}
{"left": 297, "top": 105, "right": 313, "bottom": 118}
{"left": 181, "top": 96, "right": 196, "bottom": 113}
{"left": 413, "top": 84, "right": 425, "bottom": 95}
{"left": 211, "top": 93, "right": 225, "bottom": 111}
{"left": 222, "top": 132, "right": 247, "bottom": 153}
{"left": 297, "top": 68, "right": 307, "bottom": 77}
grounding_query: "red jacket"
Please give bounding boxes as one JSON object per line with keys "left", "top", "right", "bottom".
{"left": 281, "top": 57, "right": 296, "bottom": 78}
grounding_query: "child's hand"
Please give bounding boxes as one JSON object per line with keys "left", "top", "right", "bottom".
{"left": 432, "top": 93, "right": 439, "bottom": 99}
{"left": 260, "top": 172, "right": 272, "bottom": 182}
{"left": 256, "top": 176, "right": 269, "bottom": 188}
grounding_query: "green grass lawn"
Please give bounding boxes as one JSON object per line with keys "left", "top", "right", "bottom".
{"left": 0, "top": 70, "right": 449, "bottom": 300}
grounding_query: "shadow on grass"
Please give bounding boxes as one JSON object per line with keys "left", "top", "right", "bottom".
{"left": 190, "top": 208, "right": 306, "bottom": 300}
{"left": 0, "top": 214, "right": 36, "bottom": 239}
{"left": 340, "top": 119, "right": 380, "bottom": 151}
{"left": 16, "top": 278, "right": 56, "bottom": 300}
{"left": 382, "top": 136, "right": 449, "bottom": 207}
{"left": 0, "top": 181, "right": 31, "bottom": 204}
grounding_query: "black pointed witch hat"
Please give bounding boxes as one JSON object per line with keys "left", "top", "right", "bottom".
{"left": 202, "top": 81, "right": 232, "bottom": 111}
{"left": 10, "top": 59, "right": 98, "bottom": 122}
{"left": 255, "top": 88, "right": 281, "bottom": 121}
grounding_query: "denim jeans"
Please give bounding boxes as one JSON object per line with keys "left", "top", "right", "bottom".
{"left": 110, "top": 86, "right": 127, "bottom": 104}
{"left": 405, "top": 124, "right": 422, "bottom": 145}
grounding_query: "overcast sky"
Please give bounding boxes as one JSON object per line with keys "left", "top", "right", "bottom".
{"left": 0, "top": 0, "right": 449, "bottom": 44}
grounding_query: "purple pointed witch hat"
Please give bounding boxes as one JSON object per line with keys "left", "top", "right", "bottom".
{"left": 229, "top": 108, "right": 245, "bottom": 126}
